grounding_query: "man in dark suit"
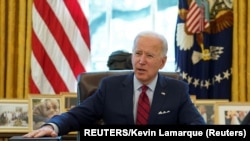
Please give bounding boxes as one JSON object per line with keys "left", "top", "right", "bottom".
{"left": 23, "top": 31, "right": 205, "bottom": 138}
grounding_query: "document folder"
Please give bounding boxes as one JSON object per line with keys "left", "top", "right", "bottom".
{"left": 9, "top": 136, "right": 62, "bottom": 141}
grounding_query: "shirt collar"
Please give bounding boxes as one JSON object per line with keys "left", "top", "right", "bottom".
{"left": 133, "top": 73, "right": 158, "bottom": 91}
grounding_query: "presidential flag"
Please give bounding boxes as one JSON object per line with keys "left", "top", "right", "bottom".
{"left": 30, "top": 0, "right": 90, "bottom": 94}
{"left": 175, "top": 0, "right": 233, "bottom": 99}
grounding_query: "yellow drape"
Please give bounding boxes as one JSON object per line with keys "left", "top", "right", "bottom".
{"left": 232, "top": 0, "right": 250, "bottom": 102}
{"left": 0, "top": 0, "right": 32, "bottom": 100}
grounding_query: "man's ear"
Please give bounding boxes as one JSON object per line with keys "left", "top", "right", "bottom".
{"left": 160, "top": 56, "right": 167, "bottom": 69}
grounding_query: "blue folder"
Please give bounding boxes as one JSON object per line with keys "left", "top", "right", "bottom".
{"left": 9, "top": 136, "right": 62, "bottom": 141}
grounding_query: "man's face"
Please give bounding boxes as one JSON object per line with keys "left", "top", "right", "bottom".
{"left": 132, "top": 36, "right": 166, "bottom": 84}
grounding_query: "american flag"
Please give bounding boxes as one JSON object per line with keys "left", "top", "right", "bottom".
{"left": 30, "top": 0, "right": 90, "bottom": 94}
{"left": 186, "top": 0, "right": 209, "bottom": 33}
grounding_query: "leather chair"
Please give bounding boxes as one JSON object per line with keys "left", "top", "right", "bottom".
{"left": 76, "top": 70, "right": 181, "bottom": 140}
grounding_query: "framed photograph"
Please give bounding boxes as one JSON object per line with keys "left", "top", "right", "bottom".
{"left": 189, "top": 95, "right": 196, "bottom": 103}
{"left": 0, "top": 99, "right": 29, "bottom": 133}
{"left": 195, "top": 99, "right": 229, "bottom": 125}
{"left": 60, "top": 92, "right": 78, "bottom": 135}
{"left": 61, "top": 93, "right": 77, "bottom": 112}
{"left": 29, "top": 94, "right": 62, "bottom": 131}
{"left": 214, "top": 102, "right": 250, "bottom": 125}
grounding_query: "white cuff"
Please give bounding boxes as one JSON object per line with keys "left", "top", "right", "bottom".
{"left": 47, "top": 123, "right": 59, "bottom": 134}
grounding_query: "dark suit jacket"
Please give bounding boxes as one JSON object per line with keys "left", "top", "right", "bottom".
{"left": 48, "top": 72, "right": 205, "bottom": 135}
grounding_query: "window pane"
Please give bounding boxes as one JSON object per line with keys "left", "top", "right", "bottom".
{"left": 155, "top": 0, "right": 177, "bottom": 71}
{"left": 88, "top": 0, "right": 177, "bottom": 72}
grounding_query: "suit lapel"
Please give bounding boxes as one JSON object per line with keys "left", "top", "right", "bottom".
{"left": 148, "top": 74, "right": 168, "bottom": 124}
{"left": 120, "top": 73, "right": 135, "bottom": 124}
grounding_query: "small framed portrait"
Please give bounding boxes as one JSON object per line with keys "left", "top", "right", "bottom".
{"left": 189, "top": 95, "right": 196, "bottom": 103}
{"left": 60, "top": 92, "right": 78, "bottom": 135}
{"left": 214, "top": 102, "right": 250, "bottom": 125}
{"left": 28, "top": 94, "right": 62, "bottom": 131}
{"left": 0, "top": 99, "right": 29, "bottom": 133}
{"left": 61, "top": 92, "right": 77, "bottom": 112}
{"left": 194, "top": 99, "right": 229, "bottom": 125}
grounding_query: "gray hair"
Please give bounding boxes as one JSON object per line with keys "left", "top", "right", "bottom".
{"left": 132, "top": 31, "right": 168, "bottom": 57}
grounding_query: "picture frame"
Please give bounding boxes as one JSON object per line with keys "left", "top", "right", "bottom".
{"left": 189, "top": 95, "right": 196, "bottom": 103}
{"left": 61, "top": 92, "right": 77, "bottom": 112}
{"left": 28, "top": 94, "right": 62, "bottom": 131}
{"left": 214, "top": 102, "right": 250, "bottom": 125}
{"left": 0, "top": 99, "right": 29, "bottom": 133}
{"left": 194, "top": 99, "right": 229, "bottom": 125}
{"left": 60, "top": 92, "right": 78, "bottom": 135}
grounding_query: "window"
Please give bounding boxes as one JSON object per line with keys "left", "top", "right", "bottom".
{"left": 84, "top": 0, "right": 178, "bottom": 72}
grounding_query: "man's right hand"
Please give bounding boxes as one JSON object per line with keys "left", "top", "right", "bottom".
{"left": 22, "top": 125, "right": 58, "bottom": 138}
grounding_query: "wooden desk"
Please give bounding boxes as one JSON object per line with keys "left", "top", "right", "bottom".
{"left": 0, "top": 133, "right": 77, "bottom": 141}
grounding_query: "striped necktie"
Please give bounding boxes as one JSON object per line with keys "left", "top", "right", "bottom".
{"left": 136, "top": 85, "right": 150, "bottom": 125}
